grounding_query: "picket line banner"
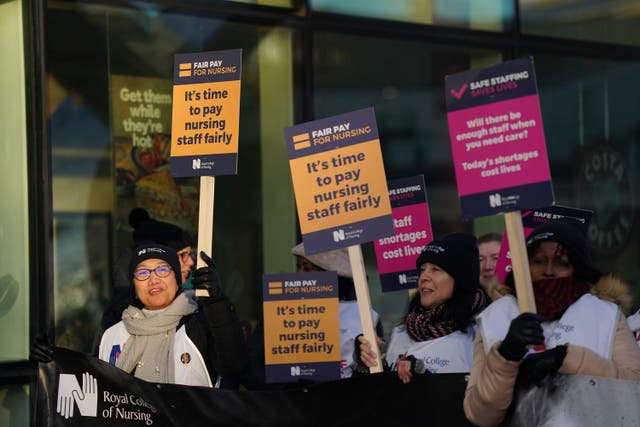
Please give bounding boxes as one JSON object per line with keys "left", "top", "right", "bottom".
{"left": 373, "top": 174, "right": 433, "bottom": 292}
{"left": 170, "top": 49, "right": 242, "bottom": 177}
{"left": 262, "top": 271, "right": 340, "bottom": 383}
{"left": 36, "top": 348, "right": 640, "bottom": 427}
{"left": 445, "top": 57, "right": 553, "bottom": 220}
{"left": 494, "top": 205, "right": 593, "bottom": 284}
{"left": 35, "top": 348, "right": 474, "bottom": 427}
{"left": 284, "top": 107, "right": 394, "bottom": 255}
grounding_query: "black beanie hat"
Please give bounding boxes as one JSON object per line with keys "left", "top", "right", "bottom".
{"left": 129, "top": 243, "right": 182, "bottom": 287}
{"left": 132, "top": 218, "right": 193, "bottom": 251}
{"left": 415, "top": 232, "right": 480, "bottom": 292}
{"left": 526, "top": 218, "right": 590, "bottom": 263}
{"left": 525, "top": 217, "right": 601, "bottom": 282}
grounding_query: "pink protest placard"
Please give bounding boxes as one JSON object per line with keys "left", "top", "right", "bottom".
{"left": 373, "top": 175, "right": 433, "bottom": 292}
{"left": 445, "top": 57, "right": 554, "bottom": 220}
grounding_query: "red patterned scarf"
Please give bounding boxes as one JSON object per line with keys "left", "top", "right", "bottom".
{"left": 533, "top": 276, "right": 592, "bottom": 321}
{"left": 405, "top": 288, "right": 486, "bottom": 342}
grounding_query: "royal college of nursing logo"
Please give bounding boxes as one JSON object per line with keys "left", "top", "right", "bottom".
{"left": 55, "top": 371, "right": 156, "bottom": 424}
{"left": 578, "top": 142, "right": 635, "bottom": 255}
{"left": 56, "top": 372, "right": 98, "bottom": 419}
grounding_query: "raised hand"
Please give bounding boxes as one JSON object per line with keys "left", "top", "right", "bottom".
{"left": 30, "top": 333, "right": 54, "bottom": 364}
{"left": 191, "top": 251, "right": 223, "bottom": 300}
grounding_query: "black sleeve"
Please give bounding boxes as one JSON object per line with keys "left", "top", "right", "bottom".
{"left": 185, "top": 296, "right": 248, "bottom": 390}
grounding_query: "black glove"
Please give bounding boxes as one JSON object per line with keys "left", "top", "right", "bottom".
{"left": 404, "top": 355, "right": 427, "bottom": 375}
{"left": 516, "top": 344, "right": 567, "bottom": 388}
{"left": 30, "top": 333, "right": 54, "bottom": 364}
{"left": 351, "top": 334, "right": 370, "bottom": 375}
{"left": 191, "top": 251, "right": 223, "bottom": 300}
{"left": 498, "top": 312, "right": 544, "bottom": 361}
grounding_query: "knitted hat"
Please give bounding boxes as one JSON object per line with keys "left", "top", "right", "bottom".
{"left": 415, "top": 233, "right": 480, "bottom": 291}
{"left": 129, "top": 243, "right": 182, "bottom": 286}
{"left": 291, "top": 242, "right": 352, "bottom": 278}
{"left": 131, "top": 213, "right": 193, "bottom": 251}
{"left": 526, "top": 217, "right": 590, "bottom": 264}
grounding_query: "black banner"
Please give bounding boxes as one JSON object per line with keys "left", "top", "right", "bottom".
{"left": 36, "top": 348, "right": 473, "bottom": 427}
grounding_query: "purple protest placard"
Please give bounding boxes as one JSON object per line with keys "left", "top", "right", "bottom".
{"left": 373, "top": 175, "right": 433, "bottom": 292}
{"left": 445, "top": 57, "right": 554, "bottom": 219}
{"left": 494, "top": 205, "right": 593, "bottom": 284}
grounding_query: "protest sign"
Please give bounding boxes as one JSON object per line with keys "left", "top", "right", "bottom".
{"left": 446, "top": 57, "right": 554, "bottom": 313}
{"left": 262, "top": 271, "right": 340, "bottom": 383}
{"left": 445, "top": 57, "right": 553, "bottom": 220}
{"left": 170, "top": 49, "right": 241, "bottom": 177}
{"left": 170, "top": 49, "right": 242, "bottom": 280}
{"left": 284, "top": 107, "right": 393, "bottom": 255}
{"left": 373, "top": 175, "right": 433, "bottom": 292}
{"left": 285, "top": 107, "right": 394, "bottom": 371}
{"left": 494, "top": 205, "right": 593, "bottom": 283}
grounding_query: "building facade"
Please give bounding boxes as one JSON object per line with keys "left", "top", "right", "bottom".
{"left": 1, "top": 1, "right": 639, "bottom": 424}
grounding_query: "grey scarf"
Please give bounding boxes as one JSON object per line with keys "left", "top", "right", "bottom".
{"left": 116, "top": 291, "right": 197, "bottom": 383}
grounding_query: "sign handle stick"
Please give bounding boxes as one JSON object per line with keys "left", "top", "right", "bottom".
{"left": 195, "top": 176, "right": 215, "bottom": 297}
{"left": 504, "top": 211, "right": 536, "bottom": 313}
{"left": 348, "top": 245, "right": 383, "bottom": 373}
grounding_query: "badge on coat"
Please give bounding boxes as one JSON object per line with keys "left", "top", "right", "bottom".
{"left": 180, "top": 352, "right": 192, "bottom": 364}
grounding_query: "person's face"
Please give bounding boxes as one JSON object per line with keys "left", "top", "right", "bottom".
{"left": 417, "top": 262, "right": 455, "bottom": 309}
{"left": 529, "top": 241, "right": 574, "bottom": 281}
{"left": 296, "top": 256, "right": 322, "bottom": 273}
{"left": 478, "top": 240, "right": 501, "bottom": 289}
{"left": 176, "top": 246, "right": 195, "bottom": 283}
{"left": 133, "top": 258, "right": 179, "bottom": 310}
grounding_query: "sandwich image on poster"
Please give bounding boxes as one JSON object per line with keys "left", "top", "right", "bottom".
{"left": 170, "top": 49, "right": 242, "bottom": 177}
{"left": 285, "top": 107, "right": 394, "bottom": 255}
{"left": 262, "top": 271, "right": 340, "bottom": 383}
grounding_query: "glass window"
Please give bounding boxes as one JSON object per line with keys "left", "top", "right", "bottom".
{"left": 47, "top": 2, "right": 297, "bottom": 352}
{"left": 311, "top": 0, "right": 513, "bottom": 30}
{"left": 520, "top": 0, "right": 640, "bottom": 46}
{"left": 0, "top": 0, "right": 29, "bottom": 362}
{"left": 224, "top": 0, "right": 293, "bottom": 6}
{"left": 313, "top": 30, "right": 503, "bottom": 334}
{"left": 528, "top": 53, "right": 640, "bottom": 307}
{"left": 0, "top": 385, "right": 29, "bottom": 427}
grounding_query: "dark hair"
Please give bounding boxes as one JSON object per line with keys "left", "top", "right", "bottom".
{"left": 338, "top": 276, "right": 357, "bottom": 301}
{"left": 405, "top": 282, "right": 479, "bottom": 332}
{"left": 477, "top": 232, "right": 502, "bottom": 245}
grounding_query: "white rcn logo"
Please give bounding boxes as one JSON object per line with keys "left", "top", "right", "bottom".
{"left": 56, "top": 372, "right": 98, "bottom": 419}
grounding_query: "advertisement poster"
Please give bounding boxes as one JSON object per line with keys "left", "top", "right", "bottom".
{"left": 170, "top": 49, "right": 242, "bottom": 177}
{"left": 262, "top": 271, "right": 340, "bottom": 383}
{"left": 373, "top": 175, "right": 433, "bottom": 292}
{"left": 494, "top": 205, "right": 593, "bottom": 283}
{"left": 445, "top": 57, "right": 554, "bottom": 219}
{"left": 111, "top": 74, "right": 199, "bottom": 235}
{"left": 284, "top": 107, "right": 394, "bottom": 254}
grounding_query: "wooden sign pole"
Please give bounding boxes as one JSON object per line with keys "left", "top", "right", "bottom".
{"left": 195, "top": 176, "right": 215, "bottom": 297}
{"left": 504, "top": 211, "right": 536, "bottom": 313}
{"left": 348, "top": 245, "right": 383, "bottom": 373}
